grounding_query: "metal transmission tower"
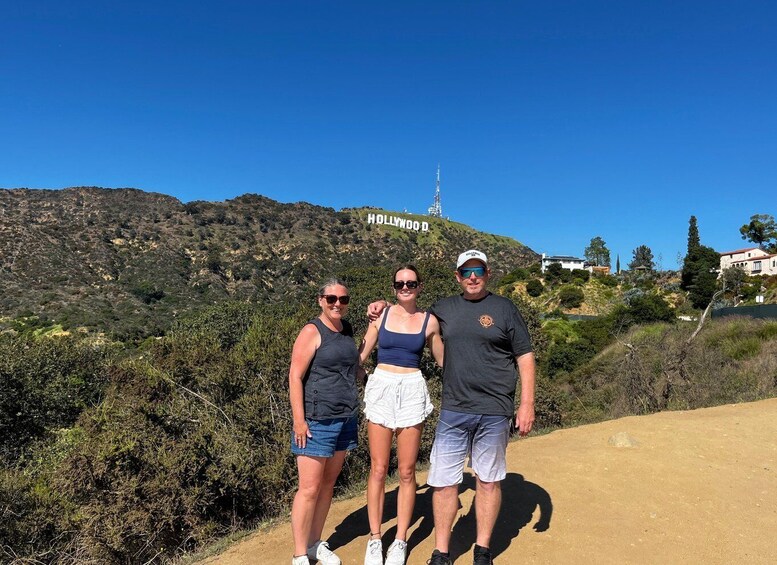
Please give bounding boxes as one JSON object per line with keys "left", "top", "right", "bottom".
{"left": 427, "top": 165, "right": 443, "bottom": 218}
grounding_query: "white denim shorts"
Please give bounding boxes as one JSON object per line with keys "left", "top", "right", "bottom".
{"left": 363, "top": 367, "right": 434, "bottom": 430}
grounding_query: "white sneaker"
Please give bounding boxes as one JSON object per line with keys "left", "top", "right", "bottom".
{"left": 385, "top": 539, "right": 407, "bottom": 565}
{"left": 292, "top": 556, "right": 309, "bottom": 565}
{"left": 364, "top": 538, "right": 384, "bottom": 565}
{"left": 307, "top": 540, "right": 341, "bottom": 565}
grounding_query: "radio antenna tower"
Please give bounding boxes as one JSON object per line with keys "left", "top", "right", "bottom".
{"left": 427, "top": 164, "right": 443, "bottom": 218}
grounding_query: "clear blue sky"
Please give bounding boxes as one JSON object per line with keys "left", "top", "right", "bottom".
{"left": 2, "top": 1, "right": 776, "bottom": 269}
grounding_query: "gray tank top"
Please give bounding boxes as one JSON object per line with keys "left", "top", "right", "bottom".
{"left": 303, "top": 318, "right": 359, "bottom": 419}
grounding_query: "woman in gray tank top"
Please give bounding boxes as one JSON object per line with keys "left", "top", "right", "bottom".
{"left": 357, "top": 265, "right": 444, "bottom": 565}
{"left": 289, "top": 279, "right": 361, "bottom": 565}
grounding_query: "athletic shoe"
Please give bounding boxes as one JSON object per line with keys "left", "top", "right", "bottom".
{"left": 292, "top": 556, "right": 309, "bottom": 565}
{"left": 385, "top": 539, "right": 407, "bottom": 565}
{"left": 427, "top": 549, "right": 452, "bottom": 565}
{"left": 364, "top": 538, "right": 383, "bottom": 565}
{"left": 307, "top": 540, "right": 341, "bottom": 565}
{"left": 473, "top": 544, "right": 493, "bottom": 565}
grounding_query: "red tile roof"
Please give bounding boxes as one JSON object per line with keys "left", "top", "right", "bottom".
{"left": 719, "top": 247, "right": 763, "bottom": 256}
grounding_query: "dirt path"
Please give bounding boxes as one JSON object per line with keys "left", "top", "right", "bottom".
{"left": 200, "top": 398, "right": 777, "bottom": 564}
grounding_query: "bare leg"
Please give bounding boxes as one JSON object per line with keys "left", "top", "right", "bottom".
{"left": 367, "top": 421, "right": 394, "bottom": 537}
{"left": 291, "top": 455, "right": 327, "bottom": 556}
{"left": 432, "top": 485, "right": 459, "bottom": 553}
{"left": 394, "top": 423, "right": 422, "bottom": 541}
{"left": 308, "top": 450, "right": 347, "bottom": 546}
{"left": 474, "top": 477, "right": 501, "bottom": 548}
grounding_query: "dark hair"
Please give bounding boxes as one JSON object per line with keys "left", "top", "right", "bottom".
{"left": 318, "top": 278, "right": 347, "bottom": 296}
{"left": 393, "top": 264, "right": 422, "bottom": 284}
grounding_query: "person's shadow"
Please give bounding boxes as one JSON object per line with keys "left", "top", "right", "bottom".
{"left": 328, "top": 472, "right": 551, "bottom": 563}
{"left": 447, "top": 472, "right": 552, "bottom": 562}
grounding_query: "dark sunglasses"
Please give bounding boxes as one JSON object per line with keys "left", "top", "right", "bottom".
{"left": 321, "top": 294, "right": 350, "bottom": 305}
{"left": 393, "top": 280, "right": 419, "bottom": 290}
{"left": 458, "top": 266, "right": 486, "bottom": 278}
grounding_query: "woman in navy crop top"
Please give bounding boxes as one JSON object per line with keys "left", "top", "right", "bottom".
{"left": 357, "top": 265, "right": 443, "bottom": 565}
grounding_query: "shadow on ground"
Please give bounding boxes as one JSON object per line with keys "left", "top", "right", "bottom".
{"left": 326, "top": 472, "right": 552, "bottom": 562}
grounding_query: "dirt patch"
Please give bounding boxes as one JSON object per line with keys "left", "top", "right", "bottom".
{"left": 199, "top": 398, "right": 777, "bottom": 564}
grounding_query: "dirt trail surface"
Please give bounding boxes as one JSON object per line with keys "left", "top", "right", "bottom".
{"left": 200, "top": 398, "right": 777, "bottom": 564}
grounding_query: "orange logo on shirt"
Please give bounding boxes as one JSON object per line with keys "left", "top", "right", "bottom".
{"left": 479, "top": 315, "right": 494, "bottom": 328}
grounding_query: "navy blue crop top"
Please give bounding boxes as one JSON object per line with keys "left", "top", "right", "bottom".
{"left": 376, "top": 307, "right": 431, "bottom": 368}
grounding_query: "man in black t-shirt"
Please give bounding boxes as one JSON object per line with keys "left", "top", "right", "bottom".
{"left": 369, "top": 250, "right": 536, "bottom": 565}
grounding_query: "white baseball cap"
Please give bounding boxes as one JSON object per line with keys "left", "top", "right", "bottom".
{"left": 456, "top": 249, "right": 488, "bottom": 269}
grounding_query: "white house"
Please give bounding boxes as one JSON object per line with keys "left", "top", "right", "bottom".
{"left": 719, "top": 247, "right": 777, "bottom": 276}
{"left": 541, "top": 253, "right": 591, "bottom": 273}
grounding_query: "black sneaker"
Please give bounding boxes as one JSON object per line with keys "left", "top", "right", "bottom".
{"left": 427, "top": 549, "right": 453, "bottom": 565}
{"left": 473, "top": 545, "right": 493, "bottom": 565}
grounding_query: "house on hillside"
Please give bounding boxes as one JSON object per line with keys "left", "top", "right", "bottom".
{"left": 541, "top": 253, "right": 591, "bottom": 273}
{"left": 719, "top": 247, "right": 777, "bottom": 276}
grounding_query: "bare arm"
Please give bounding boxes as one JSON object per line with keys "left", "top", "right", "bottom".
{"left": 288, "top": 323, "right": 320, "bottom": 448}
{"left": 425, "top": 314, "right": 444, "bottom": 367}
{"left": 358, "top": 315, "right": 382, "bottom": 366}
{"left": 514, "top": 352, "right": 536, "bottom": 437}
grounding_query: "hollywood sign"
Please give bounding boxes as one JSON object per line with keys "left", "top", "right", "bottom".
{"left": 366, "top": 213, "right": 430, "bottom": 232}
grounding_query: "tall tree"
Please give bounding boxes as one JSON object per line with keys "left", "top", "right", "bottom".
{"left": 681, "top": 216, "right": 719, "bottom": 308}
{"left": 629, "top": 245, "right": 655, "bottom": 271}
{"left": 739, "top": 214, "right": 777, "bottom": 252}
{"left": 616, "top": 254, "right": 621, "bottom": 274}
{"left": 584, "top": 236, "right": 610, "bottom": 266}
{"left": 687, "top": 215, "right": 700, "bottom": 253}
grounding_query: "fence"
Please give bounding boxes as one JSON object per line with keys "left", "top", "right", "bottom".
{"left": 712, "top": 304, "right": 777, "bottom": 320}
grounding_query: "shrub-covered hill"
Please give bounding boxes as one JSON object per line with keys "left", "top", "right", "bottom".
{"left": 0, "top": 187, "right": 538, "bottom": 338}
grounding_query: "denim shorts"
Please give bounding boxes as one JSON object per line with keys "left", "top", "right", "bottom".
{"left": 290, "top": 415, "right": 359, "bottom": 457}
{"left": 427, "top": 409, "right": 511, "bottom": 486}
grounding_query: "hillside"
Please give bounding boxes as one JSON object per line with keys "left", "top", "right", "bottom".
{"left": 0, "top": 187, "right": 538, "bottom": 338}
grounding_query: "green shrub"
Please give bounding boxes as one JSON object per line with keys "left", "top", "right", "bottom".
{"left": 500, "top": 268, "right": 530, "bottom": 286}
{"left": 595, "top": 274, "right": 619, "bottom": 287}
{"left": 543, "top": 263, "right": 567, "bottom": 284}
{"left": 542, "top": 319, "right": 580, "bottom": 345}
{"left": 571, "top": 269, "right": 590, "bottom": 282}
{"left": 545, "top": 339, "right": 596, "bottom": 377}
{"left": 526, "top": 278, "right": 544, "bottom": 297}
{"left": 0, "top": 335, "right": 112, "bottom": 458}
{"left": 0, "top": 467, "right": 75, "bottom": 562}
{"left": 629, "top": 294, "right": 674, "bottom": 323}
{"left": 558, "top": 285, "right": 584, "bottom": 308}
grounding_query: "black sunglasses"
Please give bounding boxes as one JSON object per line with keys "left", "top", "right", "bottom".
{"left": 393, "top": 280, "right": 419, "bottom": 290}
{"left": 321, "top": 294, "right": 350, "bottom": 305}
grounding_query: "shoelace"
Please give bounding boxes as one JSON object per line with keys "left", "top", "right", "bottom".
{"left": 367, "top": 540, "right": 382, "bottom": 556}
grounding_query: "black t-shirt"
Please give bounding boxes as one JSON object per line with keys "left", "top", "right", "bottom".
{"left": 431, "top": 293, "right": 533, "bottom": 416}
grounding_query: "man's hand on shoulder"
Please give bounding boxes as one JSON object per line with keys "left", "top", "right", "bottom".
{"left": 367, "top": 300, "right": 388, "bottom": 322}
